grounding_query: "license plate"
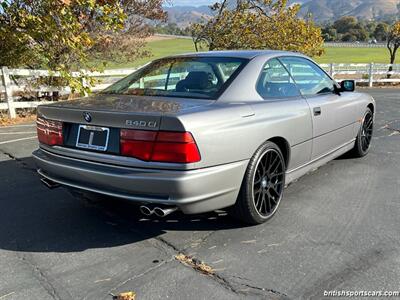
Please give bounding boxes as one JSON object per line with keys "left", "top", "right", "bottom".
{"left": 76, "top": 125, "right": 110, "bottom": 152}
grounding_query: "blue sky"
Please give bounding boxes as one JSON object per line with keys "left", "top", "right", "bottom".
{"left": 165, "top": 0, "right": 215, "bottom": 7}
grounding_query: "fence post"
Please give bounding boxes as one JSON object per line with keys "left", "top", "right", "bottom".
{"left": 1, "top": 66, "right": 16, "bottom": 119}
{"left": 368, "top": 63, "right": 374, "bottom": 87}
{"left": 329, "top": 63, "right": 335, "bottom": 78}
{"left": 79, "top": 70, "right": 89, "bottom": 98}
{"left": 81, "top": 77, "right": 89, "bottom": 97}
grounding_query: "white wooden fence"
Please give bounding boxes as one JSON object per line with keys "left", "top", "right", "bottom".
{"left": 1, "top": 63, "right": 400, "bottom": 118}
{"left": 321, "top": 63, "right": 400, "bottom": 86}
{"left": 324, "top": 42, "right": 386, "bottom": 48}
{"left": 0, "top": 67, "right": 137, "bottom": 118}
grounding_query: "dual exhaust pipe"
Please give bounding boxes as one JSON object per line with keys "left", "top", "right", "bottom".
{"left": 140, "top": 205, "right": 178, "bottom": 218}
{"left": 40, "top": 175, "right": 178, "bottom": 218}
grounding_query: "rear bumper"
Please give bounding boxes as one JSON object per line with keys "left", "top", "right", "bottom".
{"left": 33, "top": 148, "right": 248, "bottom": 214}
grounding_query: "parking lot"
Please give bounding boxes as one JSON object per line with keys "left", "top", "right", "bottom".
{"left": 0, "top": 88, "right": 399, "bottom": 300}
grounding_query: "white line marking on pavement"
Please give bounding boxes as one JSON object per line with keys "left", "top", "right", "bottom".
{"left": 0, "top": 131, "right": 36, "bottom": 135}
{"left": 0, "top": 292, "right": 15, "bottom": 299}
{"left": 0, "top": 136, "right": 36, "bottom": 145}
{"left": 0, "top": 124, "right": 35, "bottom": 128}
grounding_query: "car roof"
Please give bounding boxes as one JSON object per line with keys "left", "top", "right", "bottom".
{"left": 167, "top": 50, "right": 303, "bottom": 60}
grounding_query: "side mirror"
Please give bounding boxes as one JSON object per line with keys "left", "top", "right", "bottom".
{"left": 340, "top": 80, "right": 355, "bottom": 92}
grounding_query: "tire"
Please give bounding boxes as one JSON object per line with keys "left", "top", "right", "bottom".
{"left": 230, "top": 141, "right": 286, "bottom": 225}
{"left": 351, "top": 108, "right": 374, "bottom": 158}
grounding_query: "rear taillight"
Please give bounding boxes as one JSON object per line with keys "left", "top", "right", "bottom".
{"left": 120, "top": 129, "right": 201, "bottom": 163}
{"left": 37, "top": 117, "right": 63, "bottom": 146}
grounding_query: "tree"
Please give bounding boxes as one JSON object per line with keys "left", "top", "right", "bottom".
{"left": 332, "top": 16, "right": 368, "bottom": 42}
{"left": 154, "top": 23, "right": 192, "bottom": 36}
{"left": 95, "top": 0, "right": 166, "bottom": 63}
{"left": 387, "top": 21, "right": 400, "bottom": 78}
{"left": 321, "top": 26, "right": 337, "bottom": 42}
{"left": 0, "top": 0, "right": 165, "bottom": 94}
{"left": 341, "top": 33, "right": 358, "bottom": 42}
{"left": 191, "top": 0, "right": 324, "bottom": 58}
{"left": 333, "top": 16, "right": 358, "bottom": 34}
{"left": 374, "top": 23, "right": 389, "bottom": 42}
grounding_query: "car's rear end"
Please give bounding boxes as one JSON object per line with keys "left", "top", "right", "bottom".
{"left": 33, "top": 55, "right": 251, "bottom": 215}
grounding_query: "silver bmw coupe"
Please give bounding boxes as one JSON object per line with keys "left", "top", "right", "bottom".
{"left": 33, "top": 50, "right": 375, "bottom": 224}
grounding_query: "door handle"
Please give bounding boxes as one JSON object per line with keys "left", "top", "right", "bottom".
{"left": 313, "top": 107, "right": 321, "bottom": 116}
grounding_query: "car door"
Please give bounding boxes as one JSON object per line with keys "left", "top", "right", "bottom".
{"left": 254, "top": 58, "right": 313, "bottom": 170}
{"left": 279, "top": 56, "right": 356, "bottom": 160}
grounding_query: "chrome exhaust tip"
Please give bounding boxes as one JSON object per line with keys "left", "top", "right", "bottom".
{"left": 153, "top": 207, "right": 178, "bottom": 218}
{"left": 40, "top": 177, "right": 60, "bottom": 189}
{"left": 139, "top": 205, "right": 154, "bottom": 216}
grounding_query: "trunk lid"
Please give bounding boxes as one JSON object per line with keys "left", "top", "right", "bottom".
{"left": 45, "top": 94, "right": 215, "bottom": 114}
{"left": 38, "top": 94, "right": 215, "bottom": 131}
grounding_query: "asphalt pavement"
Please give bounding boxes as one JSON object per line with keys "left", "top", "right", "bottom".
{"left": 0, "top": 88, "right": 399, "bottom": 300}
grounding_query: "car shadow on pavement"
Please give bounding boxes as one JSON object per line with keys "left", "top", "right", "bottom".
{"left": 0, "top": 157, "right": 243, "bottom": 254}
{"left": 335, "top": 151, "right": 357, "bottom": 160}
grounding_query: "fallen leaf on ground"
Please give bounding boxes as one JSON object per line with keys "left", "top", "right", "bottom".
{"left": 175, "top": 253, "right": 214, "bottom": 275}
{"left": 112, "top": 291, "right": 136, "bottom": 300}
{"left": 0, "top": 115, "right": 36, "bottom": 126}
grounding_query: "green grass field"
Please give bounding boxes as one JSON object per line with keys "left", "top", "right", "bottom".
{"left": 317, "top": 47, "right": 392, "bottom": 64}
{"left": 101, "top": 38, "right": 197, "bottom": 69}
{"left": 101, "top": 38, "right": 395, "bottom": 69}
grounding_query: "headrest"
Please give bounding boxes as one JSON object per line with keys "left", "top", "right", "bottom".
{"left": 182, "top": 71, "right": 211, "bottom": 89}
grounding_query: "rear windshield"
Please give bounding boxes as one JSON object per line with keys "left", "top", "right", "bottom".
{"left": 101, "top": 57, "right": 248, "bottom": 100}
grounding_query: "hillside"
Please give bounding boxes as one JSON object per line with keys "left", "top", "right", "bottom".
{"left": 165, "top": 0, "right": 400, "bottom": 26}
{"left": 300, "top": 0, "right": 400, "bottom": 22}
{"left": 164, "top": 5, "right": 212, "bottom": 27}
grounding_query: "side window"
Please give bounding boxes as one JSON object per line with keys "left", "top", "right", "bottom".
{"left": 257, "top": 58, "right": 301, "bottom": 99}
{"left": 279, "top": 57, "right": 335, "bottom": 96}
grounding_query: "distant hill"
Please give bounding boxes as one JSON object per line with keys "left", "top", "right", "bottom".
{"left": 300, "top": 0, "right": 400, "bottom": 22}
{"left": 164, "top": 5, "right": 212, "bottom": 28}
{"left": 165, "top": 0, "right": 400, "bottom": 27}
{"left": 164, "top": 1, "right": 308, "bottom": 28}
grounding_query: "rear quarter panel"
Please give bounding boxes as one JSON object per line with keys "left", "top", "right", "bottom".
{"left": 178, "top": 99, "right": 313, "bottom": 171}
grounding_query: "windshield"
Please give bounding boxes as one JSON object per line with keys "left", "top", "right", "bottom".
{"left": 102, "top": 57, "right": 248, "bottom": 100}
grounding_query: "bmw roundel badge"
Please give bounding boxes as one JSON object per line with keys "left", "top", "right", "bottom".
{"left": 83, "top": 112, "right": 92, "bottom": 123}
